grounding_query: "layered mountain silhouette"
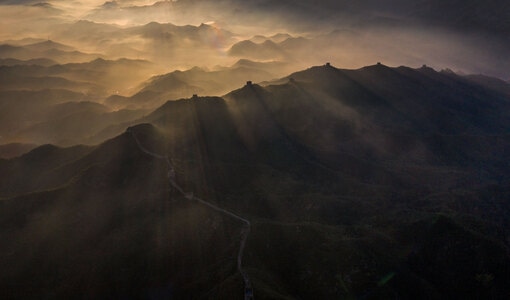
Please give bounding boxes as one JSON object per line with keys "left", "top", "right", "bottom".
{"left": 47, "top": 20, "right": 237, "bottom": 67}
{"left": 0, "top": 41, "right": 102, "bottom": 64}
{"left": 0, "top": 58, "right": 57, "bottom": 67}
{"left": 0, "top": 54, "right": 163, "bottom": 148}
{"left": 105, "top": 60, "right": 291, "bottom": 109}
{"left": 1, "top": 64, "right": 509, "bottom": 299}
{"left": 0, "top": 57, "right": 157, "bottom": 95}
{"left": 0, "top": 89, "right": 147, "bottom": 147}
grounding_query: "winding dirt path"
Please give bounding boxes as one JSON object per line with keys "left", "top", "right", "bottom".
{"left": 127, "top": 129, "right": 253, "bottom": 299}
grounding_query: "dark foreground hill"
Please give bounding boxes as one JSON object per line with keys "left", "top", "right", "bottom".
{"left": 1, "top": 64, "right": 510, "bottom": 299}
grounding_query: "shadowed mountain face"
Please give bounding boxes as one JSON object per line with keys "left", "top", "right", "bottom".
{"left": 1, "top": 64, "right": 510, "bottom": 299}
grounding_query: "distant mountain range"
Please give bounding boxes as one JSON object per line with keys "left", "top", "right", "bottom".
{"left": 0, "top": 41, "right": 101, "bottom": 64}
{"left": 0, "top": 58, "right": 57, "bottom": 67}
{"left": 0, "top": 89, "right": 146, "bottom": 147}
{"left": 0, "top": 54, "right": 291, "bottom": 147}
{"left": 105, "top": 59, "right": 292, "bottom": 109}
{"left": 3, "top": 14, "right": 509, "bottom": 78}
{"left": 1, "top": 63, "right": 509, "bottom": 299}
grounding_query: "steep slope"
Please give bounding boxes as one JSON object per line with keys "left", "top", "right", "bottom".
{"left": 0, "top": 125, "right": 247, "bottom": 299}
{"left": 0, "top": 143, "right": 94, "bottom": 198}
{"left": 280, "top": 63, "right": 510, "bottom": 136}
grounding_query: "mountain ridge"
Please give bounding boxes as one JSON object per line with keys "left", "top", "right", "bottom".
{"left": 1, "top": 63, "right": 510, "bottom": 299}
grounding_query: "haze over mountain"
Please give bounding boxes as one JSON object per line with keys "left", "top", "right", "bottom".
{"left": 105, "top": 60, "right": 291, "bottom": 109}
{"left": 1, "top": 0, "right": 510, "bottom": 78}
{"left": 1, "top": 1, "right": 510, "bottom": 299}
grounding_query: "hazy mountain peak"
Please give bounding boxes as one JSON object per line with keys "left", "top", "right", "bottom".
{"left": 261, "top": 39, "right": 278, "bottom": 46}
{"left": 232, "top": 58, "right": 284, "bottom": 69}
{"left": 144, "top": 21, "right": 163, "bottom": 27}
{"left": 416, "top": 64, "right": 438, "bottom": 75}
{"left": 189, "top": 66, "right": 206, "bottom": 72}
{"left": 24, "top": 40, "right": 74, "bottom": 52}
{"left": 270, "top": 33, "right": 293, "bottom": 42}
{"left": 72, "top": 19, "right": 121, "bottom": 29}
{"left": 100, "top": 1, "right": 119, "bottom": 9}
{"left": 232, "top": 58, "right": 254, "bottom": 67}
{"left": 152, "top": 1, "right": 175, "bottom": 8}
{"left": 226, "top": 80, "right": 265, "bottom": 98}
{"left": 234, "top": 40, "right": 257, "bottom": 47}
{"left": 30, "top": 2, "right": 52, "bottom": 8}
{"left": 90, "top": 57, "right": 107, "bottom": 64}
